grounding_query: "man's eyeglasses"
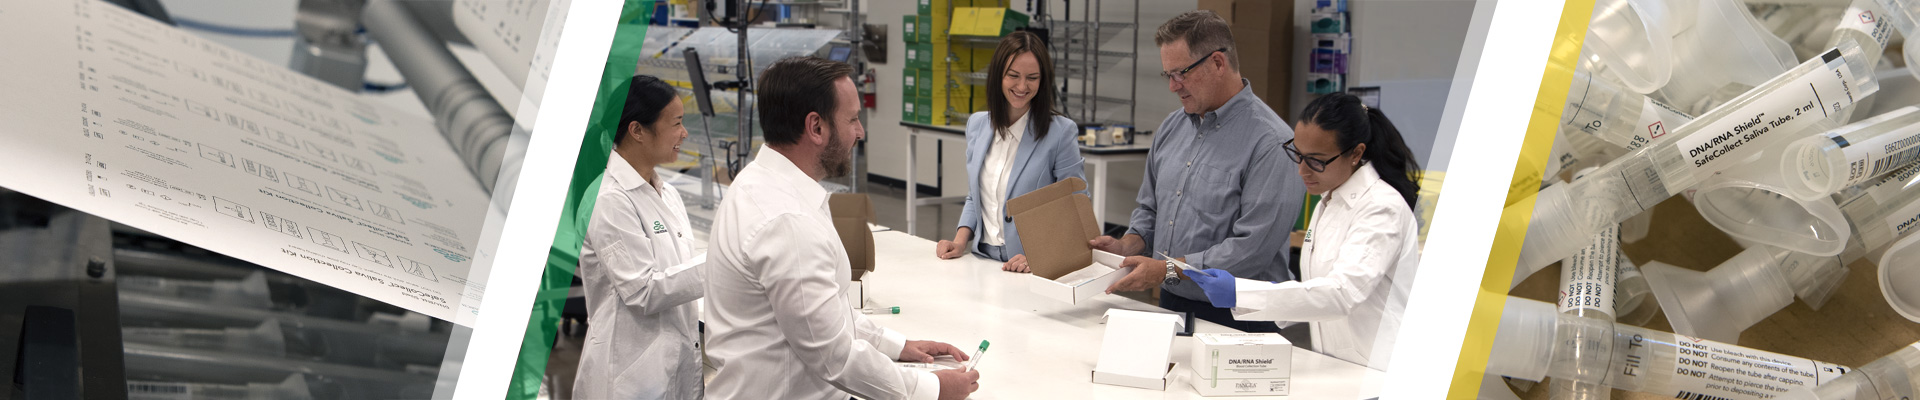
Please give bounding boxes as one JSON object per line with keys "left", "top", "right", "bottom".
{"left": 1283, "top": 139, "right": 1356, "bottom": 173}
{"left": 1159, "top": 48, "right": 1227, "bottom": 84}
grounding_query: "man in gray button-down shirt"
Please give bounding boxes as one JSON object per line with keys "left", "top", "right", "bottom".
{"left": 1096, "top": 10, "right": 1305, "bottom": 334}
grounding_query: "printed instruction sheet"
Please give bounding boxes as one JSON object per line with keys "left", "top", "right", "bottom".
{"left": 0, "top": 0, "right": 490, "bottom": 324}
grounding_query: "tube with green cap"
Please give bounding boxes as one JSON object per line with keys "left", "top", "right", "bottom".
{"left": 965, "top": 340, "right": 989, "bottom": 372}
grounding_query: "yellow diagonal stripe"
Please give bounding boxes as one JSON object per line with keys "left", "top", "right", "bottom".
{"left": 1445, "top": 0, "right": 1596, "bottom": 398}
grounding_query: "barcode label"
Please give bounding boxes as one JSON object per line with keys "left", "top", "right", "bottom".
{"left": 127, "top": 381, "right": 192, "bottom": 400}
{"left": 1674, "top": 391, "right": 1733, "bottom": 400}
{"left": 1871, "top": 145, "right": 1920, "bottom": 177}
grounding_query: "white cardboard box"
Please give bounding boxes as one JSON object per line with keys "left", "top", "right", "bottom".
{"left": 1091, "top": 309, "right": 1186, "bottom": 390}
{"left": 1027, "top": 250, "right": 1129, "bottom": 304}
{"left": 1188, "top": 333, "right": 1293, "bottom": 396}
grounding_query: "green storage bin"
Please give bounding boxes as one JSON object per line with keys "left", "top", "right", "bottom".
{"left": 902, "top": 15, "right": 919, "bottom": 44}
{"left": 918, "top": 0, "right": 933, "bottom": 16}
{"left": 921, "top": 96, "right": 936, "bottom": 123}
{"left": 903, "top": 96, "right": 919, "bottom": 123}
{"left": 902, "top": 72, "right": 920, "bottom": 100}
{"left": 916, "top": 68, "right": 932, "bottom": 99}
{"left": 918, "top": 15, "right": 932, "bottom": 43}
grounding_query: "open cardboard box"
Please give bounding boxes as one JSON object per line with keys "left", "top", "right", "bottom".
{"left": 1009, "top": 178, "right": 1132, "bottom": 304}
{"left": 830, "top": 193, "right": 875, "bottom": 308}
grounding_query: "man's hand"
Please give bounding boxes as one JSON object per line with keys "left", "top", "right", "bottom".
{"left": 1001, "top": 254, "right": 1030, "bottom": 273}
{"left": 900, "top": 340, "right": 971, "bottom": 363}
{"left": 935, "top": 228, "right": 972, "bottom": 259}
{"left": 1105, "top": 256, "right": 1168, "bottom": 293}
{"left": 931, "top": 368, "right": 980, "bottom": 400}
{"left": 1088, "top": 235, "right": 1122, "bottom": 254}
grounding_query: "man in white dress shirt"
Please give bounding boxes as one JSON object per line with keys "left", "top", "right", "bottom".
{"left": 704, "top": 57, "right": 982, "bottom": 400}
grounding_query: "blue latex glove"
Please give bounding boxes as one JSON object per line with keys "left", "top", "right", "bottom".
{"left": 1186, "top": 269, "right": 1237, "bottom": 309}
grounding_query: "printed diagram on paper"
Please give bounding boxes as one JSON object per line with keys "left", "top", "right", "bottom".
{"left": 0, "top": 0, "right": 489, "bottom": 324}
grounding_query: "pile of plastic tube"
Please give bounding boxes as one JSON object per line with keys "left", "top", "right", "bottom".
{"left": 1493, "top": 0, "right": 1920, "bottom": 398}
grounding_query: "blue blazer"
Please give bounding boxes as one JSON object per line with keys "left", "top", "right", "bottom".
{"left": 958, "top": 111, "right": 1086, "bottom": 261}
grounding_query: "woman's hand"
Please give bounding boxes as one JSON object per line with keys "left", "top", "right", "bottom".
{"left": 935, "top": 228, "right": 972, "bottom": 259}
{"left": 1001, "top": 254, "right": 1030, "bottom": 273}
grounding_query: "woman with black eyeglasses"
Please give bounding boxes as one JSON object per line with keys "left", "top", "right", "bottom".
{"left": 1182, "top": 92, "right": 1422, "bottom": 371}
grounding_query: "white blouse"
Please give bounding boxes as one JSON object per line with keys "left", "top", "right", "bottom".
{"left": 979, "top": 111, "right": 1029, "bottom": 246}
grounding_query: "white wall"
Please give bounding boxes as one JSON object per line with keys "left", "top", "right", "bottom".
{"left": 1288, "top": 0, "right": 1476, "bottom": 171}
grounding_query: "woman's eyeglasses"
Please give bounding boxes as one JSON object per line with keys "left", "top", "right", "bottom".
{"left": 1283, "top": 139, "right": 1355, "bottom": 173}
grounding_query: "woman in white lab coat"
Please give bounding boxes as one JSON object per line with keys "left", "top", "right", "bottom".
{"left": 1186, "top": 92, "right": 1421, "bottom": 371}
{"left": 573, "top": 75, "right": 705, "bottom": 399}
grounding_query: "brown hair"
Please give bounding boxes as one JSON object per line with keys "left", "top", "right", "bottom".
{"left": 1154, "top": 10, "right": 1239, "bottom": 71}
{"left": 756, "top": 56, "right": 854, "bottom": 145}
{"left": 986, "top": 31, "right": 1058, "bottom": 140}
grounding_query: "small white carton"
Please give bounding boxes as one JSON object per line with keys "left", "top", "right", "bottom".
{"left": 1188, "top": 332, "right": 1293, "bottom": 396}
{"left": 1027, "top": 250, "right": 1130, "bottom": 304}
{"left": 844, "top": 279, "right": 864, "bottom": 309}
{"left": 1092, "top": 309, "right": 1185, "bottom": 390}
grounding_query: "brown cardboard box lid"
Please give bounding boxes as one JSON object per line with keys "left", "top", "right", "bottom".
{"left": 1007, "top": 177, "right": 1100, "bottom": 280}
{"left": 829, "top": 193, "right": 876, "bottom": 281}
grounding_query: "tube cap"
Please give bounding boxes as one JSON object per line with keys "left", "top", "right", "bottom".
{"left": 1880, "top": 233, "right": 1920, "bottom": 322}
{"left": 1642, "top": 253, "right": 1794, "bottom": 344}
{"left": 1692, "top": 174, "right": 1850, "bottom": 257}
{"left": 1486, "top": 297, "right": 1558, "bottom": 381}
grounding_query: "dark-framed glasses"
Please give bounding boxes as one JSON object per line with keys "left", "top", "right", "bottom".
{"left": 1158, "top": 48, "right": 1227, "bottom": 84}
{"left": 1283, "top": 139, "right": 1355, "bottom": 173}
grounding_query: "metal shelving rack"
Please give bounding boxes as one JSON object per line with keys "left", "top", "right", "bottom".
{"left": 1042, "top": 0, "right": 1140, "bottom": 128}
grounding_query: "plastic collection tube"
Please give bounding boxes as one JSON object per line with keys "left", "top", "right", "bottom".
{"left": 1871, "top": 0, "right": 1920, "bottom": 85}
{"left": 1641, "top": 244, "right": 1843, "bottom": 344}
{"left": 1583, "top": 0, "right": 1677, "bottom": 94}
{"left": 1562, "top": 70, "right": 1697, "bottom": 152}
{"left": 122, "top": 320, "right": 288, "bottom": 358}
{"left": 1552, "top": 226, "right": 1622, "bottom": 400}
{"left": 1491, "top": 297, "right": 1853, "bottom": 400}
{"left": 1517, "top": 40, "right": 1878, "bottom": 275}
{"left": 1783, "top": 107, "right": 1920, "bottom": 201}
{"left": 127, "top": 374, "right": 312, "bottom": 400}
{"left": 1811, "top": 342, "right": 1920, "bottom": 400}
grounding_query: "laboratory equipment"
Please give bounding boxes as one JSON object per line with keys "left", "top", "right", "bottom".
{"left": 1517, "top": 41, "right": 1878, "bottom": 275}
{"left": 0, "top": 192, "right": 450, "bottom": 399}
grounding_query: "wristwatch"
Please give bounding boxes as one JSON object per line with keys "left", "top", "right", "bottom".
{"left": 1162, "top": 261, "right": 1182, "bottom": 286}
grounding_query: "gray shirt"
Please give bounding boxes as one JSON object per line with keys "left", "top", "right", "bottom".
{"left": 1128, "top": 79, "right": 1305, "bottom": 302}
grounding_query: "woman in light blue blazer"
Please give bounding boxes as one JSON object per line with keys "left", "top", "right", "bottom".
{"left": 935, "top": 31, "right": 1086, "bottom": 272}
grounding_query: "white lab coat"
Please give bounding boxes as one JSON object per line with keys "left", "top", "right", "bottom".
{"left": 1230, "top": 164, "right": 1419, "bottom": 371}
{"left": 704, "top": 146, "right": 941, "bottom": 400}
{"left": 573, "top": 154, "right": 706, "bottom": 400}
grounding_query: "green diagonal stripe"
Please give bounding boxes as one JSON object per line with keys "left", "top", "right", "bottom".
{"left": 506, "top": 1, "right": 652, "bottom": 399}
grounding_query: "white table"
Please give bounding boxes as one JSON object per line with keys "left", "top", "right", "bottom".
{"left": 900, "top": 122, "right": 1154, "bottom": 234}
{"left": 859, "top": 230, "right": 1385, "bottom": 399}
{"left": 902, "top": 123, "right": 970, "bottom": 236}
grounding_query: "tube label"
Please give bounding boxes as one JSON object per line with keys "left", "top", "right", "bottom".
{"left": 1832, "top": 122, "right": 1920, "bottom": 188}
{"left": 1658, "top": 333, "right": 1847, "bottom": 399}
{"left": 1866, "top": 164, "right": 1920, "bottom": 203}
{"left": 1883, "top": 198, "right": 1920, "bottom": 240}
{"left": 1834, "top": 6, "right": 1896, "bottom": 51}
{"left": 1625, "top": 98, "right": 1692, "bottom": 152}
{"left": 1558, "top": 227, "right": 1618, "bottom": 317}
{"left": 1675, "top": 50, "right": 1859, "bottom": 171}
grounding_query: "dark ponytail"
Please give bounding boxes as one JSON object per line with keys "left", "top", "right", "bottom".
{"left": 1298, "top": 93, "right": 1422, "bottom": 207}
